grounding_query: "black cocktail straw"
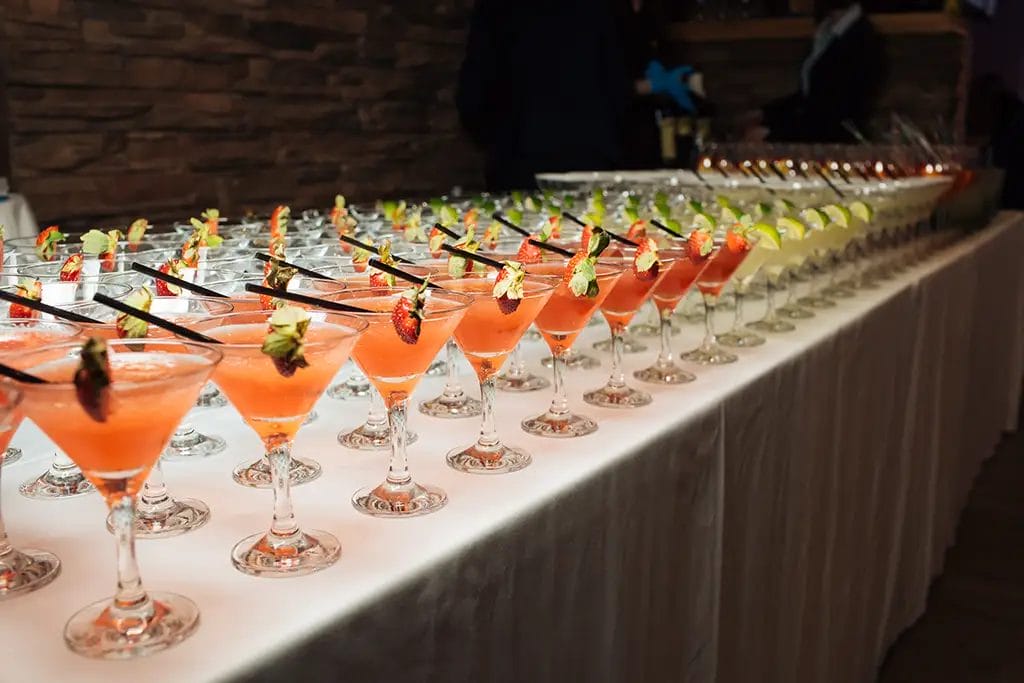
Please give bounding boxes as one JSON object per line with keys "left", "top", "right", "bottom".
{"left": 130, "top": 263, "right": 229, "bottom": 298}
{"left": 0, "top": 290, "right": 101, "bottom": 324}
{"left": 253, "top": 253, "right": 333, "bottom": 281}
{"left": 92, "top": 293, "right": 222, "bottom": 344}
{"left": 242, "top": 284, "right": 372, "bottom": 313}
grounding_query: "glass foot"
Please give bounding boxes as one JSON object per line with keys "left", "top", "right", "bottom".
{"left": 522, "top": 328, "right": 542, "bottom": 342}
{"left": 231, "top": 529, "right": 340, "bottom": 578}
{"left": 495, "top": 372, "right": 549, "bottom": 393}
{"left": 541, "top": 351, "right": 600, "bottom": 370}
{"left": 633, "top": 362, "right": 696, "bottom": 385}
{"left": 821, "top": 285, "right": 855, "bottom": 299}
{"left": 777, "top": 304, "right": 815, "bottom": 320}
{"left": 161, "top": 432, "right": 226, "bottom": 461}
{"left": 680, "top": 344, "right": 738, "bottom": 365}
{"left": 630, "top": 322, "right": 660, "bottom": 338}
{"left": 718, "top": 330, "right": 766, "bottom": 348}
{"left": 592, "top": 334, "right": 647, "bottom": 354}
{"left": 64, "top": 591, "right": 199, "bottom": 660}
{"left": 425, "top": 358, "right": 446, "bottom": 377}
{"left": 2, "top": 447, "right": 20, "bottom": 467}
{"left": 337, "top": 423, "right": 418, "bottom": 451}
{"left": 20, "top": 468, "right": 94, "bottom": 500}
{"left": 107, "top": 498, "right": 210, "bottom": 539}
{"left": 352, "top": 480, "right": 447, "bottom": 518}
{"left": 446, "top": 443, "right": 532, "bottom": 474}
{"left": 195, "top": 389, "right": 228, "bottom": 409}
{"left": 746, "top": 317, "right": 796, "bottom": 333}
{"left": 583, "top": 384, "right": 653, "bottom": 408}
{"left": 521, "top": 410, "right": 598, "bottom": 438}
{"left": 233, "top": 455, "right": 321, "bottom": 489}
{"left": 326, "top": 381, "right": 370, "bottom": 400}
{"left": 798, "top": 295, "right": 836, "bottom": 309}
{"left": 418, "top": 393, "right": 482, "bottom": 419}
{"left": 0, "top": 548, "right": 60, "bottom": 599}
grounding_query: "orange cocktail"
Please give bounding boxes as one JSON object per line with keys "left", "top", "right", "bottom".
{"left": 195, "top": 309, "right": 366, "bottom": 577}
{"left": 331, "top": 286, "right": 471, "bottom": 517}
{"left": 8, "top": 339, "right": 220, "bottom": 660}
{"left": 436, "top": 271, "right": 556, "bottom": 473}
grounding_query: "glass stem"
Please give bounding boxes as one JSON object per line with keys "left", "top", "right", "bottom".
{"left": 441, "top": 340, "right": 463, "bottom": 399}
{"left": 137, "top": 459, "right": 172, "bottom": 515}
{"left": 476, "top": 376, "right": 499, "bottom": 451}
{"left": 607, "top": 327, "right": 626, "bottom": 389}
{"left": 0, "top": 462, "right": 11, "bottom": 558}
{"left": 268, "top": 441, "right": 298, "bottom": 538}
{"left": 503, "top": 344, "right": 525, "bottom": 379}
{"left": 656, "top": 310, "right": 675, "bottom": 366}
{"left": 365, "top": 387, "right": 388, "bottom": 432}
{"left": 547, "top": 352, "right": 569, "bottom": 417}
{"left": 763, "top": 278, "right": 776, "bottom": 321}
{"left": 110, "top": 495, "right": 154, "bottom": 621}
{"left": 46, "top": 451, "right": 80, "bottom": 483}
{"left": 731, "top": 289, "right": 745, "bottom": 331}
{"left": 701, "top": 293, "right": 717, "bottom": 350}
{"left": 386, "top": 395, "right": 411, "bottom": 485}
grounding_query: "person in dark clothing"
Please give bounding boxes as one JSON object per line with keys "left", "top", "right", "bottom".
{"left": 753, "top": 1, "right": 887, "bottom": 142}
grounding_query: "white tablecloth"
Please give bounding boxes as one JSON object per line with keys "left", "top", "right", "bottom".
{"left": 0, "top": 212, "right": 1020, "bottom": 683}
{"left": 0, "top": 193, "right": 39, "bottom": 239}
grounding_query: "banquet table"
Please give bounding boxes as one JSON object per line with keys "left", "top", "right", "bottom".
{"left": 0, "top": 211, "right": 1021, "bottom": 683}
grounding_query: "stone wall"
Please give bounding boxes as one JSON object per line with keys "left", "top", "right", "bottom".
{"left": 0, "top": 0, "right": 483, "bottom": 230}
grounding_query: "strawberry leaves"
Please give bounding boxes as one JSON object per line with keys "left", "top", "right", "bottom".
{"left": 115, "top": 286, "right": 154, "bottom": 339}
{"left": 261, "top": 306, "right": 311, "bottom": 377}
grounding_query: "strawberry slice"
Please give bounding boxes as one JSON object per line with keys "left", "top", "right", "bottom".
{"left": 687, "top": 230, "right": 714, "bottom": 261}
{"left": 155, "top": 258, "right": 185, "bottom": 296}
{"left": 74, "top": 338, "right": 111, "bottom": 423}
{"left": 35, "top": 226, "right": 65, "bottom": 262}
{"left": 726, "top": 230, "right": 751, "bottom": 253}
{"left": 579, "top": 224, "right": 593, "bottom": 252}
{"left": 9, "top": 278, "right": 41, "bottom": 318}
{"left": 269, "top": 205, "right": 289, "bottom": 242}
{"left": 563, "top": 228, "right": 611, "bottom": 297}
{"left": 516, "top": 237, "right": 542, "bottom": 264}
{"left": 391, "top": 280, "right": 428, "bottom": 344}
{"left": 182, "top": 218, "right": 224, "bottom": 267}
{"left": 59, "top": 253, "right": 83, "bottom": 282}
{"left": 493, "top": 261, "right": 525, "bottom": 314}
{"left": 115, "top": 286, "right": 154, "bottom": 339}
{"left": 428, "top": 226, "right": 446, "bottom": 258}
{"left": 632, "top": 237, "right": 660, "bottom": 281}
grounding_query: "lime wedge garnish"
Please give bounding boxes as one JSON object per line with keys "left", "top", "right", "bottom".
{"left": 822, "top": 204, "right": 852, "bottom": 228}
{"left": 800, "top": 208, "right": 829, "bottom": 231}
{"left": 849, "top": 201, "right": 874, "bottom": 223}
{"left": 720, "top": 205, "right": 744, "bottom": 224}
{"left": 752, "top": 223, "right": 782, "bottom": 250}
{"left": 692, "top": 211, "right": 716, "bottom": 232}
{"left": 777, "top": 216, "right": 807, "bottom": 240}
{"left": 774, "top": 198, "right": 796, "bottom": 214}
{"left": 755, "top": 201, "right": 773, "bottom": 219}
{"left": 687, "top": 199, "right": 704, "bottom": 215}
{"left": 715, "top": 195, "right": 733, "bottom": 209}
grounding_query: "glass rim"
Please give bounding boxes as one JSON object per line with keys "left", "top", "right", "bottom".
{"left": 0, "top": 318, "right": 83, "bottom": 335}
{"left": 329, "top": 285, "right": 475, "bottom": 319}
{"left": 191, "top": 309, "right": 369, "bottom": 350}
{"left": 431, "top": 271, "right": 560, "bottom": 299}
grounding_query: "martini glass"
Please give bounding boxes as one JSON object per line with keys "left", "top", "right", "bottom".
{"left": 9, "top": 339, "right": 221, "bottom": 659}
{"left": 0, "top": 320, "right": 82, "bottom": 599}
{"left": 584, "top": 250, "right": 676, "bottom": 408}
{"left": 681, "top": 230, "right": 757, "bottom": 365}
{"left": 718, "top": 242, "right": 772, "bottom": 348}
{"left": 441, "top": 272, "right": 556, "bottom": 473}
{"left": 522, "top": 259, "right": 624, "bottom": 437}
{"left": 196, "top": 310, "right": 366, "bottom": 576}
{"left": 333, "top": 287, "right": 471, "bottom": 517}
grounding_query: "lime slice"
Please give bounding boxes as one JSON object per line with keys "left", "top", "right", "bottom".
{"left": 774, "top": 198, "right": 796, "bottom": 214}
{"left": 822, "top": 204, "right": 852, "bottom": 228}
{"left": 692, "top": 211, "right": 716, "bottom": 232}
{"left": 800, "top": 208, "right": 829, "bottom": 231}
{"left": 849, "top": 200, "right": 874, "bottom": 223}
{"left": 751, "top": 223, "right": 782, "bottom": 250}
{"left": 715, "top": 195, "right": 733, "bottom": 209}
{"left": 720, "top": 204, "right": 744, "bottom": 224}
{"left": 687, "top": 199, "right": 704, "bottom": 215}
{"left": 755, "top": 201, "right": 773, "bottom": 219}
{"left": 777, "top": 216, "right": 807, "bottom": 240}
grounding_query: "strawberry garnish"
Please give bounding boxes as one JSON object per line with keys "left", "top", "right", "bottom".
{"left": 259, "top": 260, "right": 297, "bottom": 310}
{"left": 391, "top": 280, "right": 429, "bottom": 344}
{"left": 482, "top": 220, "right": 501, "bottom": 249}
{"left": 59, "top": 253, "right": 83, "bottom": 281}
{"left": 447, "top": 234, "right": 485, "bottom": 278}
{"left": 632, "top": 238, "right": 660, "bottom": 281}
{"left": 35, "top": 226, "right": 65, "bottom": 261}
{"left": 269, "top": 205, "right": 289, "bottom": 242}
{"left": 463, "top": 208, "right": 479, "bottom": 231}
{"left": 428, "top": 226, "right": 446, "bottom": 258}
{"left": 261, "top": 306, "right": 311, "bottom": 377}
{"left": 74, "top": 338, "right": 112, "bottom": 423}
{"left": 563, "top": 229, "right": 611, "bottom": 297}
{"left": 368, "top": 240, "right": 397, "bottom": 287}
{"left": 126, "top": 218, "right": 149, "bottom": 248}
{"left": 330, "top": 195, "right": 356, "bottom": 236}
{"left": 493, "top": 261, "right": 526, "bottom": 314}
{"left": 516, "top": 236, "right": 542, "bottom": 264}
{"left": 382, "top": 200, "right": 408, "bottom": 232}
{"left": 156, "top": 258, "right": 185, "bottom": 296}
{"left": 579, "top": 224, "right": 593, "bottom": 253}
{"left": 546, "top": 214, "right": 562, "bottom": 239}
{"left": 687, "top": 230, "right": 714, "bottom": 260}
{"left": 403, "top": 209, "right": 425, "bottom": 243}
{"left": 726, "top": 230, "right": 751, "bottom": 253}
{"left": 182, "top": 218, "right": 224, "bottom": 267}
{"left": 9, "top": 278, "right": 41, "bottom": 318}
{"left": 115, "top": 286, "right": 153, "bottom": 339}
{"left": 626, "top": 220, "right": 648, "bottom": 242}
{"left": 201, "top": 208, "right": 220, "bottom": 235}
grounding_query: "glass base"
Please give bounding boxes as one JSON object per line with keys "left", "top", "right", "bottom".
{"left": 195, "top": 387, "right": 228, "bottom": 409}
{"left": 746, "top": 317, "right": 796, "bottom": 333}
{"left": 446, "top": 443, "right": 532, "bottom": 474}
{"left": 326, "top": 381, "right": 370, "bottom": 401}
{"left": 1, "top": 447, "right": 20, "bottom": 466}
{"left": 107, "top": 498, "right": 210, "bottom": 539}
{"left": 583, "top": 384, "right": 653, "bottom": 408}
{"left": 798, "top": 295, "right": 836, "bottom": 309}
{"left": 633, "top": 361, "right": 696, "bottom": 385}
{"left": 495, "top": 372, "right": 549, "bottom": 393}
{"left": 521, "top": 410, "right": 598, "bottom": 438}
{"left": 352, "top": 480, "right": 448, "bottom": 518}
{"left": 680, "top": 343, "right": 738, "bottom": 365}
{"left": 592, "top": 334, "right": 647, "bottom": 354}
{"left": 777, "top": 304, "right": 815, "bottom": 320}
{"left": 161, "top": 432, "right": 226, "bottom": 461}
{"left": 20, "top": 468, "right": 95, "bottom": 500}
{"left": 425, "top": 358, "right": 446, "bottom": 377}
{"left": 821, "top": 285, "right": 855, "bottom": 299}
{"left": 418, "top": 393, "right": 482, "bottom": 419}
{"left": 231, "top": 529, "right": 340, "bottom": 578}
{"left": 0, "top": 548, "right": 61, "bottom": 599}
{"left": 64, "top": 591, "right": 199, "bottom": 660}
{"left": 718, "top": 330, "right": 766, "bottom": 348}
{"left": 631, "top": 322, "right": 661, "bottom": 338}
{"left": 338, "top": 423, "right": 418, "bottom": 451}
{"left": 233, "top": 455, "right": 321, "bottom": 489}
{"left": 540, "top": 351, "right": 600, "bottom": 371}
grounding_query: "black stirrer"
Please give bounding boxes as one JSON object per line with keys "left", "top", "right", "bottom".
{"left": 367, "top": 259, "right": 443, "bottom": 289}
{"left": 432, "top": 223, "right": 462, "bottom": 240}
{"left": 130, "top": 263, "right": 229, "bottom": 298}
{"left": 811, "top": 163, "right": 845, "bottom": 199}
{"left": 242, "top": 284, "right": 372, "bottom": 313}
{"left": 91, "top": 293, "right": 222, "bottom": 344}
{"left": 253, "top": 253, "right": 333, "bottom": 281}
{"left": 530, "top": 239, "right": 573, "bottom": 257}
{"left": 0, "top": 362, "right": 47, "bottom": 384}
{"left": 338, "top": 235, "right": 416, "bottom": 265}
{"left": 0, "top": 290, "right": 102, "bottom": 324}
{"left": 649, "top": 218, "right": 683, "bottom": 237}
{"left": 560, "top": 211, "right": 638, "bottom": 246}
{"left": 490, "top": 212, "right": 530, "bottom": 237}
{"left": 440, "top": 244, "right": 503, "bottom": 270}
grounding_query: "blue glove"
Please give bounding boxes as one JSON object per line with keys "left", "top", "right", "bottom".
{"left": 645, "top": 60, "right": 696, "bottom": 113}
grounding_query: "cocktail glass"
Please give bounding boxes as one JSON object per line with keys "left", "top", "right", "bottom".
{"left": 441, "top": 272, "right": 556, "bottom": 472}
{"left": 8, "top": 339, "right": 221, "bottom": 658}
{"left": 584, "top": 251, "right": 676, "bottom": 407}
{"left": 681, "top": 230, "right": 757, "bottom": 365}
{"left": 718, "top": 243, "right": 771, "bottom": 348}
{"left": 196, "top": 311, "right": 366, "bottom": 575}
{"left": 522, "top": 259, "right": 624, "bottom": 437}
{"left": 634, "top": 246, "right": 713, "bottom": 384}
{"left": 333, "top": 287, "right": 471, "bottom": 516}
